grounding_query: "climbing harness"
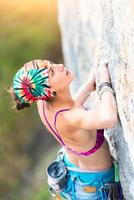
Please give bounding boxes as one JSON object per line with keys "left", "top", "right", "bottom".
{"left": 46, "top": 149, "right": 124, "bottom": 200}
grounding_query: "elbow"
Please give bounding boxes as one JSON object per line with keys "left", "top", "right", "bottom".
{"left": 108, "top": 117, "right": 118, "bottom": 128}
{"left": 102, "top": 114, "right": 118, "bottom": 128}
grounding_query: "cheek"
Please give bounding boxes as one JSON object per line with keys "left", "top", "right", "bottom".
{"left": 50, "top": 74, "right": 70, "bottom": 90}
{"left": 50, "top": 77, "right": 62, "bottom": 89}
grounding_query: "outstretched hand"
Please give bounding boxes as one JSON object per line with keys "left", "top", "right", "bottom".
{"left": 96, "top": 62, "right": 111, "bottom": 83}
{"left": 86, "top": 68, "right": 97, "bottom": 92}
{"left": 84, "top": 62, "right": 111, "bottom": 93}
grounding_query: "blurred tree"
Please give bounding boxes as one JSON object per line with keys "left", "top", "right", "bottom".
{"left": 0, "top": 0, "right": 62, "bottom": 199}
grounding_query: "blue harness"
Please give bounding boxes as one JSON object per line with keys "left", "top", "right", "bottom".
{"left": 57, "top": 149, "right": 123, "bottom": 200}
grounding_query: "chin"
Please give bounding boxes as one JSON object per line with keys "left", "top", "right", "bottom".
{"left": 70, "top": 74, "right": 75, "bottom": 83}
{"left": 71, "top": 72, "right": 75, "bottom": 79}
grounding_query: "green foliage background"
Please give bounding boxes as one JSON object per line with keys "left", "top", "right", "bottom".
{"left": 0, "top": 0, "right": 62, "bottom": 199}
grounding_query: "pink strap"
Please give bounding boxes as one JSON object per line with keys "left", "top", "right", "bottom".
{"left": 43, "top": 105, "right": 69, "bottom": 145}
{"left": 43, "top": 104, "right": 104, "bottom": 156}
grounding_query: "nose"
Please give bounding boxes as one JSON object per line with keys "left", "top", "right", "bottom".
{"left": 58, "top": 64, "right": 64, "bottom": 71}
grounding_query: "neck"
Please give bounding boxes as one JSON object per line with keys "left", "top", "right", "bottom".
{"left": 47, "top": 88, "right": 75, "bottom": 111}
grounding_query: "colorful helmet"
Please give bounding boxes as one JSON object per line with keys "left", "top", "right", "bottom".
{"left": 13, "top": 60, "right": 53, "bottom": 103}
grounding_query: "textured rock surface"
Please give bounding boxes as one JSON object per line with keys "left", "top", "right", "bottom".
{"left": 58, "top": 0, "right": 134, "bottom": 199}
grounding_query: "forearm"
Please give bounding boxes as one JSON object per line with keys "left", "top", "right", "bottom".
{"left": 96, "top": 63, "right": 118, "bottom": 122}
{"left": 97, "top": 90, "right": 118, "bottom": 122}
{"left": 73, "top": 82, "right": 94, "bottom": 105}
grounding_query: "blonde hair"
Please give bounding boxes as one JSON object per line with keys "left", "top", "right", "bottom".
{"left": 8, "top": 86, "right": 30, "bottom": 111}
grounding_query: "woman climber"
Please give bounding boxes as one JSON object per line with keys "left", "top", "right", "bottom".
{"left": 11, "top": 59, "right": 123, "bottom": 200}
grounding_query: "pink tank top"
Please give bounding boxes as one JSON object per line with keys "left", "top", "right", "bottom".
{"left": 43, "top": 106, "right": 104, "bottom": 156}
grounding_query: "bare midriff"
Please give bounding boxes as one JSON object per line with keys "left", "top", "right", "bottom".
{"left": 37, "top": 100, "right": 113, "bottom": 171}
{"left": 65, "top": 137, "right": 113, "bottom": 170}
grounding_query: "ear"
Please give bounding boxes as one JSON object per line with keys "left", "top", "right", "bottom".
{"left": 52, "top": 91, "right": 57, "bottom": 96}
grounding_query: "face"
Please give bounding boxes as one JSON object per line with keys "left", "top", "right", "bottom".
{"left": 24, "top": 59, "right": 74, "bottom": 93}
{"left": 47, "top": 61, "right": 74, "bottom": 92}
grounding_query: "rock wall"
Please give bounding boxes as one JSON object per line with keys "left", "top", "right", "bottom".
{"left": 58, "top": 0, "right": 134, "bottom": 199}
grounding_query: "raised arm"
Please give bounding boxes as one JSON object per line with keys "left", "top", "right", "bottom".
{"left": 67, "top": 63, "right": 118, "bottom": 130}
{"left": 73, "top": 68, "right": 96, "bottom": 105}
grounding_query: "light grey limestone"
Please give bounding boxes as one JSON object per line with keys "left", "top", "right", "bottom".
{"left": 58, "top": 0, "right": 134, "bottom": 199}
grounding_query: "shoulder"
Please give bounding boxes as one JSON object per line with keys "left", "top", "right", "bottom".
{"left": 63, "top": 105, "right": 110, "bottom": 130}
{"left": 63, "top": 106, "right": 87, "bottom": 128}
